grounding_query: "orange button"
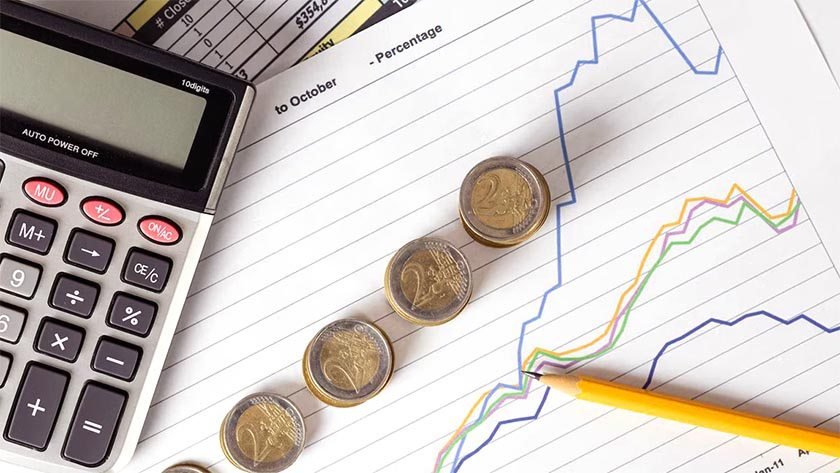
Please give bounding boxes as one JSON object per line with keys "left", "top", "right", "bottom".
{"left": 81, "top": 198, "right": 124, "bottom": 226}
{"left": 23, "top": 178, "right": 66, "bottom": 207}
{"left": 138, "top": 217, "right": 181, "bottom": 245}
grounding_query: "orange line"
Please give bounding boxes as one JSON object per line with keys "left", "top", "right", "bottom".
{"left": 443, "top": 391, "right": 489, "bottom": 446}
{"left": 441, "top": 184, "right": 797, "bottom": 455}
{"left": 520, "top": 184, "right": 797, "bottom": 367}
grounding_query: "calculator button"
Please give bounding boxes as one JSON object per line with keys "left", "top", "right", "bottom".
{"left": 23, "top": 178, "right": 66, "bottom": 207}
{"left": 50, "top": 274, "right": 99, "bottom": 317}
{"left": 35, "top": 318, "right": 85, "bottom": 362}
{"left": 81, "top": 197, "right": 124, "bottom": 226}
{"left": 65, "top": 230, "right": 114, "bottom": 273}
{"left": 92, "top": 337, "right": 141, "bottom": 381}
{"left": 0, "top": 352, "right": 10, "bottom": 387}
{"left": 108, "top": 293, "right": 156, "bottom": 337}
{"left": 138, "top": 216, "right": 182, "bottom": 245}
{"left": 0, "top": 302, "right": 27, "bottom": 344}
{"left": 62, "top": 382, "right": 126, "bottom": 467}
{"left": 0, "top": 254, "right": 41, "bottom": 299}
{"left": 5, "top": 363, "right": 69, "bottom": 451}
{"left": 122, "top": 249, "right": 171, "bottom": 292}
{"left": 7, "top": 210, "right": 57, "bottom": 254}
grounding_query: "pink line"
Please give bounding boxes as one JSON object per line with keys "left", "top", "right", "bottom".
{"left": 439, "top": 196, "right": 800, "bottom": 460}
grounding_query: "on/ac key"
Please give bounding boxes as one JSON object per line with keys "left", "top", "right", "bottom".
{"left": 138, "top": 216, "right": 181, "bottom": 245}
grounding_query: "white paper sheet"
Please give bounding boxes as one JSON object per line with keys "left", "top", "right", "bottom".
{"left": 14, "top": 0, "right": 840, "bottom": 471}
{"left": 117, "top": 0, "right": 840, "bottom": 471}
{"left": 796, "top": 0, "right": 840, "bottom": 84}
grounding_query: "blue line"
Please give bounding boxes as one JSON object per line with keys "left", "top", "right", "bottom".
{"left": 642, "top": 310, "right": 840, "bottom": 389}
{"left": 453, "top": 311, "right": 839, "bottom": 472}
{"left": 453, "top": 387, "right": 552, "bottom": 471}
{"left": 448, "top": 0, "right": 724, "bottom": 470}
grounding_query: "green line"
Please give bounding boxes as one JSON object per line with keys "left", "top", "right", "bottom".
{"left": 530, "top": 200, "right": 799, "bottom": 365}
{"left": 435, "top": 199, "right": 800, "bottom": 471}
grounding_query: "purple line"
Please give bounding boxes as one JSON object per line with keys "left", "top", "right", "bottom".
{"left": 475, "top": 196, "right": 800, "bottom": 421}
{"left": 594, "top": 195, "right": 801, "bottom": 358}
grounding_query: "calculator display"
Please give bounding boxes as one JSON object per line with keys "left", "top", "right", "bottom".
{"left": 0, "top": 29, "right": 206, "bottom": 171}
{"left": 0, "top": 0, "right": 252, "bottom": 211}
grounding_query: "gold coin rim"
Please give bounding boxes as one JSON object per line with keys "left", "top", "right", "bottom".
{"left": 302, "top": 319, "right": 395, "bottom": 407}
{"left": 383, "top": 237, "right": 473, "bottom": 326}
{"left": 219, "top": 393, "right": 306, "bottom": 472}
{"left": 219, "top": 409, "right": 242, "bottom": 471}
{"left": 162, "top": 464, "right": 212, "bottom": 473}
{"left": 459, "top": 157, "right": 550, "bottom": 247}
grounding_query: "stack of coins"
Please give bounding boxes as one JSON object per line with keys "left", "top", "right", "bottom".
{"left": 459, "top": 157, "right": 550, "bottom": 247}
{"left": 384, "top": 237, "right": 473, "bottom": 326}
{"left": 220, "top": 393, "right": 305, "bottom": 472}
{"left": 302, "top": 319, "right": 394, "bottom": 407}
{"left": 221, "top": 156, "right": 549, "bottom": 472}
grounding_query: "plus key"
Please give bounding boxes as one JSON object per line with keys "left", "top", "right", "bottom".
{"left": 6, "top": 363, "right": 69, "bottom": 450}
{"left": 27, "top": 398, "right": 46, "bottom": 416}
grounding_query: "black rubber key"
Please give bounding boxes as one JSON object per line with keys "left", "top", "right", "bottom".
{"left": 35, "top": 318, "right": 85, "bottom": 362}
{"left": 6, "top": 211, "right": 56, "bottom": 255}
{"left": 50, "top": 274, "right": 99, "bottom": 318}
{"left": 4, "top": 363, "right": 68, "bottom": 450}
{"left": 107, "top": 293, "right": 156, "bottom": 337}
{"left": 62, "top": 383, "right": 126, "bottom": 467}
{"left": 92, "top": 338, "right": 141, "bottom": 381}
{"left": 65, "top": 230, "right": 114, "bottom": 273}
{"left": 122, "top": 248, "right": 171, "bottom": 292}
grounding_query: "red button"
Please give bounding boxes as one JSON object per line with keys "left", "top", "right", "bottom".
{"left": 81, "top": 198, "right": 124, "bottom": 226}
{"left": 138, "top": 217, "right": 181, "bottom": 245}
{"left": 23, "top": 178, "right": 66, "bottom": 207}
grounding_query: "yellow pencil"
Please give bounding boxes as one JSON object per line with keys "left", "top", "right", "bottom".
{"left": 522, "top": 371, "right": 840, "bottom": 457}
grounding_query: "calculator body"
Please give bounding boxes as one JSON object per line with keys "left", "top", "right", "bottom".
{"left": 0, "top": 1, "right": 254, "bottom": 472}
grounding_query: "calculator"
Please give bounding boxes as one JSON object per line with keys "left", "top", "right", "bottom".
{"left": 0, "top": 1, "right": 254, "bottom": 471}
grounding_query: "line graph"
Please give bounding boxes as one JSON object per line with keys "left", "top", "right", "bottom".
{"left": 441, "top": 191, "right": 801, "bottom": 473}
{"left": 121, "top": 0, "right": 840, "bottom": 469}
{"left": 427, "top": 0, "right": 840, "bottom": 467}
{"left": 432, "top": 0, "right": 733, "bottom": 469}
{"left": 642, "top": 310, "right": 840, "bottom": 389}
{"left": 453, "top": 386, "right": 553, "bottom": 472}
{"left": 451, "top": 310, "right": 840, "bottom": 472}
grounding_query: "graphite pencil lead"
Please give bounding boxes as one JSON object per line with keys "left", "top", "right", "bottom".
{"left": 521, "top": 371, "right": 543, "bottom": 380}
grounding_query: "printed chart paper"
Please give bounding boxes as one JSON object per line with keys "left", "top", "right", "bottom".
{"left": 27, "top": 0, "right": 418, "bottom": 82}
{"left": 137, "top": 0, "right": 840, "bottom": 471}
{"left": 14, "top": 0, "right": 840, "bottom": 471}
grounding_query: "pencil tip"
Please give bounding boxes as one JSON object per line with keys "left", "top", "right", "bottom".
{"left": 521, "top": 370, "right": 543, "bottom": 380}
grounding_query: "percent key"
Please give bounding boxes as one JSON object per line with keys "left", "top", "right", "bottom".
{"left": 108, "top": 293, "right": 157, "bottom": 336}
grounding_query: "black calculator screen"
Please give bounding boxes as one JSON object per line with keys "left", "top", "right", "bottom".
{"left": 0, "top": 29, "right": 206, "bottom": 171}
